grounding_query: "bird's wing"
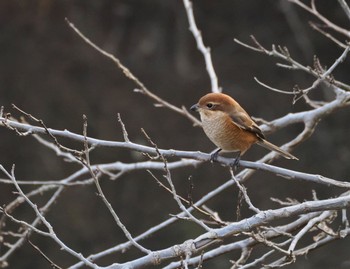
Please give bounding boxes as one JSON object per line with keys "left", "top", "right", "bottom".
{"left": 229, "top": 111, "right": 265, "bottom": 139}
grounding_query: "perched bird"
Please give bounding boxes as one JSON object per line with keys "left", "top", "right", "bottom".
{"left": 190, "top": 93, "right": 298, "bottom": 163}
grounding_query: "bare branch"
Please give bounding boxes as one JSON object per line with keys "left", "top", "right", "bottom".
{"left": 65, "top": 19, "right": 201, "bottom": 126}
{"left": 288, "top": 211, "right": 333, "bottom": 253}
{"left": 0, "top": 165, "right": 97, "bottom": 268}
{"left": 27, "top": 237, "right": 63, "bottom": 269}
{"left": 81, "top": 115, "right": 151, "bottom": 255}
{"left": 309, "top": 21, "right": 348, "bottom": 48}
{"left": 2, "top": 112, "right": 350, "bottom": 188}
{"left": 2, "top": 3, "right": 350, "bottom": 269}
{"left": 254, "top": 77, "right": 293, "bottom": 95}
{"left": 142, "top": 128, "right": 211, "bottom": 232}
{"left": 117, "top": 113, "right": 130, "bottom": 143}
{"left": 182, "top": 0, "right": 220, "bottom": 93}
{"left": 148, "top": 170, "right": 225, "bottom": 225}
{"left": 289, "top": 0, "right": 350, "bottom": 38}
{"left": 230, "top": 247, "right": 252, "bottom": 269}
{"left": 230, "top": 169, "right": 260, "bottom": 214}
{"left": 160, "top": 211, "right": 341, "bottom": 269}
{"left": 319, "top": 45, "right": 350, "bottom": 79}
{"left": 246, "top": 231, "right": 292, "bottom": 257}
{"left": 11, "top": 104, "right": 84, "bottom": 157}
{"left": 338, "top": 0, "right": 350, "bottom": 21}
{"left": 235, "top": 37, "right": 350, "bottom": 92}
{"left": 268, "top": 227, "right": 350, "bottom": 267}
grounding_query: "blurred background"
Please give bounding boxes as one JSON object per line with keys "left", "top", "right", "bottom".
{"left": 1, "top": 0, "right": 350, "bottom": 268}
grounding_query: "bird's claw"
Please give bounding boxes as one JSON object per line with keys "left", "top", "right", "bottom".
{"left": 210, "top": 152, "right": 219, "bottom": 162}
{"left": 232, "top": 158, "right": 240, "bottom": 171}
{"left": 231, "top": 152, "right": 241, "bottom": 171}
{"left": 210, "top": 148, "right": 222, "bottom": 163}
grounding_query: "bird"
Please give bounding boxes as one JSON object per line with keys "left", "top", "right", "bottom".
{"left": 190, "top": 93, "right": 298, "bottom": 164}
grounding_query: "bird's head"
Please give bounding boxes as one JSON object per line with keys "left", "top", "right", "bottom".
{"left": 190, "top": 93, "right": 237, "bottom": 115}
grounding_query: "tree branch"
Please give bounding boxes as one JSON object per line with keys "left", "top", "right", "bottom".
{"left": 182, "top": 0, "right": 220, "bottom": 93}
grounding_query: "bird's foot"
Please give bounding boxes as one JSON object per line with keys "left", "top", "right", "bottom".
{"left": 231, "top": 152, "right": 241, "bottom": 171}
{"left": 210, "top": 148, "right": 222, "bottom": 162}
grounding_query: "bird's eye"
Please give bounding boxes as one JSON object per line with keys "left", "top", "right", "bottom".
{"left": 206, "top": 103, "right": 214, "bottom": 109}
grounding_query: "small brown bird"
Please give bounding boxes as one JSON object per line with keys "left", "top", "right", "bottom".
{"left": 191, "top": 93, "right": 298, "bottom": 163}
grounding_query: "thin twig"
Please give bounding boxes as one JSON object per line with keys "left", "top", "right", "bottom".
{"left": 309, "top": 22, "right": 347, "bottom": 49}
{"left": 27, "top": 237, "right": 63, "bottom": 269}
{"left": 182, "top": 0, "right": 220, "bottom": 93}
{"left": 230, "top": 168, "right": 260, "bottom": 214}
{"left": 338, "top": 0, "right": 350, "bottom": 21}
{"left": 147, "top": 170, "right": 225, "bottom": 225}
{"left": 230, "top": 247, "right": 252, "bottom": 269}
{"left": 267, "top": 228, "right": 350, "bottom": 267}
{"left": 320, "top": 45, "right": 350, "bottom": 79}
{"left": 246, "top": 231, "right": 292, "bottom": 257}
{"left": 240, "top": 249, "right": 275, "bottom": 269}
{"left": 11, "top": 104, "right": 84, "bottom": 157}
{"left": 117, "top": 113, "right": 130, "bottom": 143}
{"left": 65, "top": 18, "right": 201, "bottom": 126}
{"left": 254, "top": 77, "right": 297, "bottom": 95}
{"left": 0, "top": 165, "right": 97, "bottom": 268}
{"left": 288, "top": 211, "right": 332, "bottom": 253}
{"left": 81, "top": 115, "right": 151, "bottom": 254}
{"left": 289, "top": 0, "right": 350, "bottom": 38}
{"left": 234, "top": 36, "right": 350, "bottom": 92}
{"left": 142, "top": 128, "right": 212, "bottom": 232}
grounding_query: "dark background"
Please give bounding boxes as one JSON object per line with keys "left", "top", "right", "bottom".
{"left": 1, "top": 0, "right": 350, "bottom": 268}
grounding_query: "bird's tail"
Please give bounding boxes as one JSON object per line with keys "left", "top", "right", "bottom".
{"left": 257, "top": 139, "right": 298, "bottom": 160}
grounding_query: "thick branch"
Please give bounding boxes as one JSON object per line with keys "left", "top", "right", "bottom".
{"left": 106, "top": 193, "right": 350, "bottom": 269}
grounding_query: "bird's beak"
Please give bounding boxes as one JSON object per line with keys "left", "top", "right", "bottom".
{"left": 190, "top": 104, "right": 199, "bottom": 112}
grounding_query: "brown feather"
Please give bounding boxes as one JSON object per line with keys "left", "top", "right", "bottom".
{"left": 194, "top": 93, "right": 298, "bottom": 160}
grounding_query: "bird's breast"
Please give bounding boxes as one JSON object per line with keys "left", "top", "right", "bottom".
{"left": 199, "top": 110, "right": 258, "bottom": 153}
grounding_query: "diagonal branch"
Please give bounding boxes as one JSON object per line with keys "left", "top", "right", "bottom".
{"left": 338, "top": 0, "right": 350, "bottom": 21}
{"left": 287, "top": 210, "right": 333, "bottom": 253}
{"left": 65, "top": 18, "right": 201, "bottom": 126}
{"left": 105, "top": 192, "right": 350, "bottom": 269}
{"left": 182, "top": 0, "right": 220, "bottom": 93}
{"left": 81, "top": 115, "right": 151, "bottom": 255}
{"left": 142, "top": 128, "right": 211, "bottom": 232}
{"left": 234, "top": 36, "right": 350, "bottom": 92}
{"left": 289, "top": 0, "right": 350, "bottom": 38}
{"left": 0, "top": 165, "right": 97, "bottom": 268}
